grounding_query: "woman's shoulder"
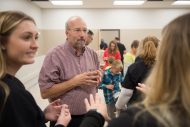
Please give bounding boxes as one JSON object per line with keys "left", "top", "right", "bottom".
{"left": 128, "top": 57, "right": 147, "bottom": 73}
{"left": 2, "top": 74, "right": 25, "bottom": 90}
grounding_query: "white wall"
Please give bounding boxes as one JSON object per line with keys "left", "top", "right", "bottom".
{"left": 0, "top": 0, "right": 42, "bottom": 28}
{"left": 16, "top": 55, "right": 45, "bottom": 89}
{"left": 0, "top": 1, "right": 189, "bottom": 32}
{"left": 16, "top": 55, "right": 49, "bottom": 110}
{"left": 42, "top": 8, "right": 190, "bottom": 29}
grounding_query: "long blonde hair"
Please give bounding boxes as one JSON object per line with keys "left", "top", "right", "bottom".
{"left": 0, "top": 81, "right": 10, "bottom": 114}
{"left": 144, "top": 13, "right": 190, "bottom": 127}
{"left": 140, "top": 36, "right": 159, "bottom": 67}
{"left": 0, "top": 11, "right": 35, "bottom": 78}
{"left": 0, "top": 11, "right": 35, "bottom": 114}
{"left": 108, "top": 40, "right": 119, "bottom": 54}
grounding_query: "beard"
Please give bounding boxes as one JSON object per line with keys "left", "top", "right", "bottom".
{"left": 74, "top": 39, "right": 85, "bottom": 50}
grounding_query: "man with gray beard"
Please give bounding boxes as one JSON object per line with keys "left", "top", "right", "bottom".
{"left": 38, "top": 16, "right": 101, "bottom": 127}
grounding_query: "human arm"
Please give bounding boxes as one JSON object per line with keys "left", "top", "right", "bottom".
{"left": 99, "top": 83, "right": 114, "bottom": 90}
{"left": 96, "top": 70, "right": 102, "bottom": 86}
{"left": 85, "top": 94, "right": 110, "bottom": 121}
{"left": 41, "top": 71, "right": 101, "bottom": 99}
{"left": 55, "top": 104, "right": 71, "bottom": 127}
{"left": 44, "top": 99, "right": 62, "bottom": 121}
{"left": 44, "top": 100, "right": 71, "bottom": 127}
{"left": 136, "top": 83, "right": 149, "bottom": 95}
{"left": 39, "top": 51, "right": 101, "bottom": 99}
{"left": 105, "top": 84, "right": 114, "bottom": 90}
{"left": 79, "top": 94, "right": 110, "bottom": 127}
{"left": 79, "top": 110, "right": 105, "bottom": 127}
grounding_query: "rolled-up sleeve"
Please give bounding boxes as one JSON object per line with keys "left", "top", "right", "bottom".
{"left": 38, "top": 52, "right": 63, "bottom": 91}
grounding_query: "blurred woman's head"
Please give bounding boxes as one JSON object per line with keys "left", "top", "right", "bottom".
{"left": 144, "top": 13, "right": 190, "bottom": 127}
{"left": 131, "top": 40, "right": 139, "bottom": 55}
{"left": 108, "top": 40, "right": 119, "bottom": 54}
{"left": 0, "top": 11, "right": 39, "bottom": 77}
{"left": 140, "top": 36, "right": 159, "bottom": 67}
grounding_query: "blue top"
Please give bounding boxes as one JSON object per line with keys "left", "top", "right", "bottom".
{"left": 99, "top": 68, "right": 122, "bottom": 104}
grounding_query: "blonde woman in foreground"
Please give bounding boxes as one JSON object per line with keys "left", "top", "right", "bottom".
{"left": 79, "top": 12, "right": 190, "bottom": 127}
{"left": 0, "top": 11, "right": 71, "bottom": 127}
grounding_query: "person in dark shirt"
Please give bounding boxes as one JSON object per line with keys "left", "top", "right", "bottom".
{"left": 79, "top": 13, "right": 190, "bottom": 127}
{"left": 114, "top": 37, "right": 126, "bottom": 64}
{"left": 115, "top": 36, "right": 159, "bottom": 110}
{"left": 115, "top": 37, "right": 126, "bottom": 76}
{"left": 100, "top": 39, "right": 108, "bottom": 50}
{"left": 0, "top": 11, "right": 71, "bottom": 127}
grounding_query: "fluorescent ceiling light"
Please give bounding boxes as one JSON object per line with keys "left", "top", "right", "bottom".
{"left": 51, "top": 0, "right": 83, "bottom": 5}
{"left": 113, "top": 0, "right": 145, "bottom": 5}
{"left": 172, "top": 1, "right": 190, "bottom": 5}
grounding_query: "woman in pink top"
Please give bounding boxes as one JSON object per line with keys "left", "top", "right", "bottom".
{"left": 103, "top": 40, "right": 121, "bottom": 70}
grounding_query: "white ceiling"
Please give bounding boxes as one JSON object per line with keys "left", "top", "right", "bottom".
{"left": 30, "top": 0, "right": 190, "bottom": 9}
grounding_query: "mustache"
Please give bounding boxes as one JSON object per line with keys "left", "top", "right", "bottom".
{"left": 77, "top": 39, "right": 85, "bottom": 42}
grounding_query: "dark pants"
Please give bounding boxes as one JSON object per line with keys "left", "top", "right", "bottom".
{"left": 106, "top": 103, "right": 116, "bottom": 119}
{"left": 50, "top": 114, "right": 85, "bottom": 127}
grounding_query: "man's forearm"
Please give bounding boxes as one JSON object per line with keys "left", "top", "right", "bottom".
{"left": 41, "top": 79, "right": 77, "bottom": 99}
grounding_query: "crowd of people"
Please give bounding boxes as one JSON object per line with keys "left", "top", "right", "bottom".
{"left": 1, "top": 10, "right": 190, "bottom": 127}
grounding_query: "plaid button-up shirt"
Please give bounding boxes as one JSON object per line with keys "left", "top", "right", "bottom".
{"left": 99, "top": 68, "right": 122, "bottom": 104}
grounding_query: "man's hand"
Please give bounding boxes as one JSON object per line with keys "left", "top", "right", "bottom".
{"left": 72, "top": 70, "right": 101, "bottom": 86}
{"left": 96, "top": 70, "right": 102, "bottom": 86}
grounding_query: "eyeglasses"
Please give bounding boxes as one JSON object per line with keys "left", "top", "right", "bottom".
{"left": 69, "top": 28, "right": 88, "bottom": 33}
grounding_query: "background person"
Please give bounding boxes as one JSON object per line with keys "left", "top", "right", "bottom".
{"left": 100, "top": 39, "right": 108, "bottom": 50}
{"left": 123, "top": 40, "right": 139, "bottom": 76}
{"left": 99, "top": 60, "right": 123, "bottom": 119}
{"left": 85, "top": 29, "right": 94, "bottom": 46}
{"left": 114, "top": 37, "right": 126, "bottom": 65}
{"left": 116, "top": 36, "right": 159, "bottom": 111}
{"left": 103, "top": 40, "right": 121, "bottom": 70}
